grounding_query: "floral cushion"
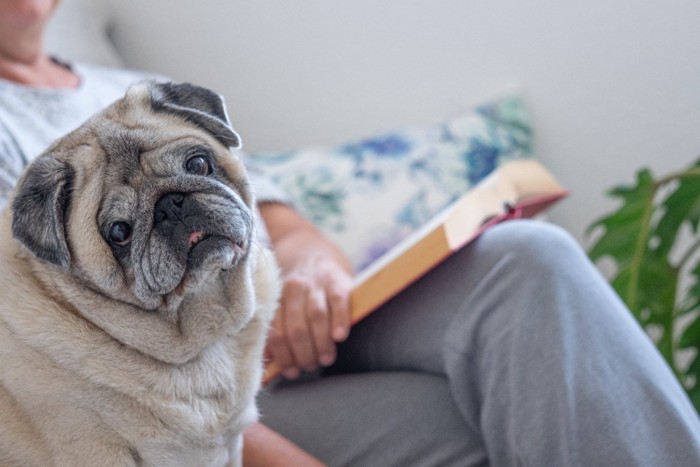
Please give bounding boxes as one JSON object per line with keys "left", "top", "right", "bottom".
{"left": 248, "top": 93, "right": 533, "bottom": 272}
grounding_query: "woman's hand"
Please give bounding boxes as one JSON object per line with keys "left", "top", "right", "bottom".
{"left": 260, "top": 203, "right": 353, "bottom": 379}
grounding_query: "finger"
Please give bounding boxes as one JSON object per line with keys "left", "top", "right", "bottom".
{"left": 282, "top": 279, "right": 318, "bottom": 370}
{"left": 327, "top": 277, "right": 352, "bottom": 342}
{"left": 265, "top": 311, "right": 298, "bottom": 379}
{"left": 305, "top": 287, "right": 336, "bottom": 367}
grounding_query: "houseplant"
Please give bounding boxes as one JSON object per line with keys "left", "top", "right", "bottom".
{"left": 587, "top": 158, "right": 700, "bottom": 410}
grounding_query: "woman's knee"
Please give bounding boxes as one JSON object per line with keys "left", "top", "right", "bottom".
{"left": 477, "top": 219, "right": 588, "bottom": 276}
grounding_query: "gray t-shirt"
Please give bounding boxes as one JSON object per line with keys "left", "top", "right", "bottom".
{"left": 0, "top": 60, "right": 289, "bottom": 212}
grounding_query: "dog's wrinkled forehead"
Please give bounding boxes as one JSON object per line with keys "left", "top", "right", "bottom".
{"left": 88, "top": 81, "right": 244, "bottom": 176}
{"left": 117, "top": 81, "right": 241, "bottom": 150}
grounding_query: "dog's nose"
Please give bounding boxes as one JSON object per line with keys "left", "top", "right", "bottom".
{"left": 154, "top": 192, "right": 186, "bottom": 223}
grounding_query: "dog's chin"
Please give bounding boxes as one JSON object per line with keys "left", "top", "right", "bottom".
{"left": 135, "top": 236, "right": 248, "bottom": 311}
{"left": 174, "top": 236, "right": 247, "bottom": 294}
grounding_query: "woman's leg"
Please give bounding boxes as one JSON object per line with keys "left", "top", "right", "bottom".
{"left": 260, "top": 220, "right": 700, "bottom": 466}
{"left": 258, "top": 372, "right": 486, "bottom": 466}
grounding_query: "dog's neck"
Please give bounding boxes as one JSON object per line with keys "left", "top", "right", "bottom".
{"left": 29, "top": 254, "right": 257, "bottom": 366}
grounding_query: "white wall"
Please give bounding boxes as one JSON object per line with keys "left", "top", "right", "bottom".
{"left": 107, "top": 0, "right": 700, "bottom": 246}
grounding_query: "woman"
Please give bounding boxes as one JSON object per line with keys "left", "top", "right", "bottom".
{"left": 1, "top": 1, "right": 699, "bottom": 465}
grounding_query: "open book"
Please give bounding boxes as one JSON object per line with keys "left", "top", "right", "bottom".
{"left": 264, "top": 159, "right": 567, "bottom": 382}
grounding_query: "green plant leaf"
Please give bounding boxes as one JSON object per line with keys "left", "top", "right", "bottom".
{"left": 684, "top": 353, "right": 700, "bottom": 408}
{"left": 654, "top": 161, "right": 700, "bottom": 258}
{"left": 587, "top": 159, "right": 700, "bottom": 410}
{"left": 680, "top": 313, "right": 700, "bottom": 349}
{"left": 610, "top": 259, "right": 675, "bottom": 325}
{"left": 588, "top": 169, "right": 656, "bottom": 266}
{"left": 679, "top": 263, "right": 700, "bottom": 316}
{"left": 588, "top": 169, "right": 662, "bottom": 314}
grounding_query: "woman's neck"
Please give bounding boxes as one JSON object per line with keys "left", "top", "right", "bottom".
{"left": 0, "top": 33, "right": 79, "bottom": 89}
{"left": 0, "top": 54, "right": 79, "bottom": 88}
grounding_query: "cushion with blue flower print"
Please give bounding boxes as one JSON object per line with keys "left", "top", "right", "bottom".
{"left": 248, "top": 93, "right": 533, "bottom": 272}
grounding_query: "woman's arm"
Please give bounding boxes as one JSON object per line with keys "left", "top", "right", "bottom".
{"left": 244, "top": 205, "right": 347, "bottom": 464}
{"left": 259, "top": 202, "right": 353, "bottom": 379}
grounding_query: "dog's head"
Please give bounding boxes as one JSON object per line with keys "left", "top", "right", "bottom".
{"left": 11, "top": 81, "right": 255, "bottom": 310}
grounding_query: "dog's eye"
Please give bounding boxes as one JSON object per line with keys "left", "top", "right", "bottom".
{"left": 108, "top": 222, "right": 132, "bottom": 246}
{"left": 185, "top": 155, "right": 212, "bottom": 176}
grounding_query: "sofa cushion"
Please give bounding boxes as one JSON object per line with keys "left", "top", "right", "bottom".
{"left": 248, "top": 92, "right": 533, "bottom": 272}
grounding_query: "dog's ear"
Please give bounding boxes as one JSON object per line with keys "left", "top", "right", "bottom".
{"left": 11, "top": 156, "right": 73, "bottom": 268}
{"left": 148, "top": 81, "right": 242, "bottom": 149}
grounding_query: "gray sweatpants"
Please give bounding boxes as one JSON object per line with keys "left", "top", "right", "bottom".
{"left": 258, "top": 220, "right": 700, "bottom": 466}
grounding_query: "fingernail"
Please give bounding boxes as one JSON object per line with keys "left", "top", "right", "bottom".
{"left": 319, "top": 354, "right": 335, "bottom": 367}
{"left": 333, "top": 326, "right": 349, "bottom": 342}
{"left": 282, "top": 368, "right": 300, "bottom": 380}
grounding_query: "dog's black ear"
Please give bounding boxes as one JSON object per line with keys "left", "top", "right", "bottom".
{"left": 148, "top": 81, "right": 242, "bottom": 149}
{"left": 12, "top": 156, "right": 73, "bottom": 268}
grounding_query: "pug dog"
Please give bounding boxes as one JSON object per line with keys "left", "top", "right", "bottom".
{"left": 0, "top": 81, "right": 280, "bottom": 466}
